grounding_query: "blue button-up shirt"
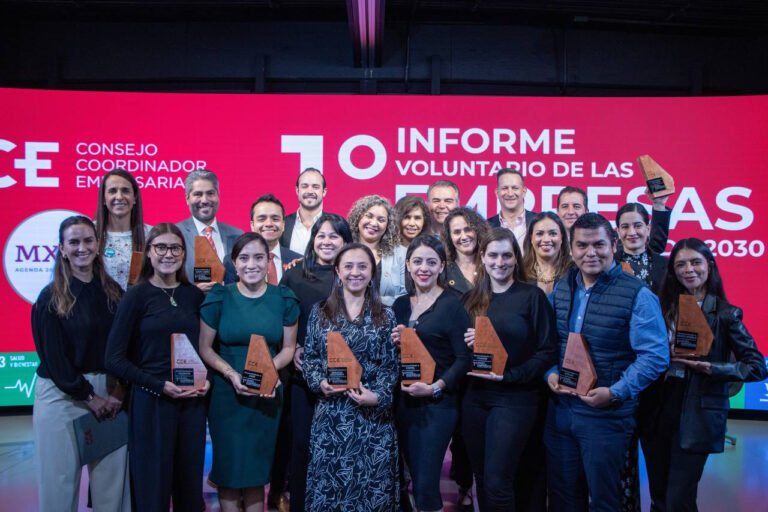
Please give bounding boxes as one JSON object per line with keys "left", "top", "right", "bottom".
{"left": 546, "top": 263, "right": 669, "bottom": 401}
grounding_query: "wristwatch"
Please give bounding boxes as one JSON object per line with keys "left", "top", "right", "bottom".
{"left": 609, "top": 390, "right": 622, "bottom": 406}
{"left": 84, "top": 392, "right": 95, "bottom": 403}
{"left": 431, "top": 383, "right": 443, "bottom": 399}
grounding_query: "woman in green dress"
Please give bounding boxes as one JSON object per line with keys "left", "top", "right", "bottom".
{"left": 199, "top": 232, "right": 300, "bottom": 512}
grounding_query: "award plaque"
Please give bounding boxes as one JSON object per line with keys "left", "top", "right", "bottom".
{"left": 472, "top": 316, "right": 508, "bottom": 375}
{"left": 620, "top": 261, "right": 635, "bottom": 276}
{"left": 241, "top": 335, "right": 279, "bottom": 394}
{"left": 559, "top": 332, "right": 597, "bottom": 396}
{"left": 193, "top": 236, "right": 225, "bottom": 283}
{"left": 637, "top": 154, "right": 675, "bottom": 198}
{"left": 127, "top": 251, "right": 144, "bottom": 286}
{"left": 673, "top": 295, "right": 714, "bottom": 357}
{"left": 171, "top": 333, "right": 208, "bottom": 390}
{"left": 400, "top": 328, "right": 436, "bottom": 385}
{"left": 327, "top": 331, "right": 362, "bottom": 389}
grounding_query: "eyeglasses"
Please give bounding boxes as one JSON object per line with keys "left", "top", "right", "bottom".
{"left": 151, "top": 244, "right": 184, "bottom": 256}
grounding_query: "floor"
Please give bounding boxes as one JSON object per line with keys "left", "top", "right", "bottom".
{"left": 1, "top": 414, "right": 766, "bottom": 511}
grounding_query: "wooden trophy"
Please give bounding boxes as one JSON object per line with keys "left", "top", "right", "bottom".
{"left": 620, "top": 261, "right": 635, "bottom": 276}
{"left": 241, "top": 335, "right": 279, "bottom": 394}
{"left": 127, "top": 251, "right": 144, "bottom": 286}
{"left": 673, "top": 295, "right": 714, "bottom": 357}
{"left": 472, "top": 316, "right": 508, "bottom": 375}
{"left": 637, "top": 154, "right": 675, "bottom": 199}
{"left": 559, "top": 332, "right": 598, "bottom": 396}
{"left": 193, "top": 236, "right": 225, "bottom": 283}
{"left": 170, "top": 333, "right": 208, "bottom": 390}
{"left": 327, "top": 331, "right": 363, "bottom": 390}
{"left": 400, "top": 328, "right": 436, "bottom": 385}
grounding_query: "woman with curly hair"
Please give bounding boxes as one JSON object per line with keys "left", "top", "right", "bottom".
{"left": 348, "top": 195, "right": 406, "bottom": 306}
{"left": 395, "top": 195, "right": 430, "bottom": 248}
{"left": 443, "top": 207, "right": 491, "bottom": 295}
{"left": 522, "top": 212, "right": 572, "bottom": 295}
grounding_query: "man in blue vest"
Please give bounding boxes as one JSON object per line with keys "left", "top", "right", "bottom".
{"left": 544, "top": 212, "right": 668, "bottom": 511}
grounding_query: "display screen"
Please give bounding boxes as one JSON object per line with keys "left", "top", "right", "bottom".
{"left": 1, "top": 88, "right": 766, "bottom": 408}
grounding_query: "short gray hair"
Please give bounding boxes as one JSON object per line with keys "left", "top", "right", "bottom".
{"left": 185, "top": 169, "right": 219, "bottom": 195}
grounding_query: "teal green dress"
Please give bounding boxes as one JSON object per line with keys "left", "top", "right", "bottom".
{"left": 201, "top": 283, "right": 300, "bottom": 488}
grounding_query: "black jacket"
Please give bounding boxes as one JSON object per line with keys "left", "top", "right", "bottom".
{"left": 640, "top": 294, "right": 767, "bottom": 453}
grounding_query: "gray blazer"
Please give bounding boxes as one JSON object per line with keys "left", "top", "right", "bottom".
{"left": 176, "top": 217, "right": 244, "bottom": 284}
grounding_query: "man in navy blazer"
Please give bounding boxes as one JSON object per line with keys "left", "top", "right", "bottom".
{"left": 176, "top": 169, "right": 243, "bottom": 290}
{"left": 487, "top": 168, "right": 536, "bottom": 253}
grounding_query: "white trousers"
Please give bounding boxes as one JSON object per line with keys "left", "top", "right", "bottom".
{"left": 33, "top": 374, "right": 131, "bottom": 512}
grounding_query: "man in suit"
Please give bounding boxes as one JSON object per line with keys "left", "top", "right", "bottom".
{"left": 176, "top": 169, "right": 243, "bottom": 291}
{"left": 280, "top": 167, "right": 328, "bottom": 255}
{"left": 487, "top": 168, "right": 536, "bottom": 253}
{"left": 250, "top": 194, "right": 302, "bottom": 284}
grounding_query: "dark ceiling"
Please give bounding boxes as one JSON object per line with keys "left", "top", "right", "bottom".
{"left": 2, "top": 1, "right": 768, "bottom": 32}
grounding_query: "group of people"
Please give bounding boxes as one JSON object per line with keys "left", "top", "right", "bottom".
{"left": 31, "top": 165, "right": 767, "bottom": 512}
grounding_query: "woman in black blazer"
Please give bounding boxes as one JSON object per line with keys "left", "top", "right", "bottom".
{"left": 641, "top": 238, "right": 767, "bottom": 511}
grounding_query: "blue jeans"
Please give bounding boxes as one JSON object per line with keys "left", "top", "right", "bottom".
{"left": 544, "top": 396, "right": 636, "bottom": 512}
{"left": 397, "top": 394, "right": 458, "bottom": 511}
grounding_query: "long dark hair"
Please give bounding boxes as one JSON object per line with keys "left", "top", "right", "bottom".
{"left": 139, "top": 223, "right": 190, "bottom": 284}
{"left": 320, "top": 243, "right": 387, "bottom": 327}
{"left": 658, "top": 238, "right": 727, "bottom": 328}
{"left": 405, "top": 235, "right": 448, "bottom": 295}
{"left": 522, "top": 211, "right": 572, "bottom": 281}
{"left": 302, "top": 213, "right": 353, "bottom": 281}
{"left": 464, "top": 228, "right": 527, "bottom": 320}
{"left": 95, "top": 169, "right": 146, "bottom": 253}
{"left": 49, "top": 216, "right": 122, "bottom": 317}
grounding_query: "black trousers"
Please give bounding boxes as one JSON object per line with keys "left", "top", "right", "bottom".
{"left": 450, "top": 391, "right": 474, "bottom": 490}
{"left": 270, "top": 367, "right": 293, "bottom": 498}
{"left": 641, "top": 428, "right": 709, "bottom": 512}
{"left": 129, "top": 387, "right": 207, "bottom": 512}
{"left": 288, "top": 377, "right": 316, "bottom": 512}
{"left": 463, "top": 387, "right": 540, "bottom": 512}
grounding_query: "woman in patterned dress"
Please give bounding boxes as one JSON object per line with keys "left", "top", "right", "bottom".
{"left": 302, "top": 243, "right": 400, "bottom": 512}
{"left": 94, "top": 168, "right": 150, "bottom": 290}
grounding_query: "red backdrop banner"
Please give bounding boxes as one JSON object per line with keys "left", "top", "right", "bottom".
{"left": 1, "top": 89, "right": 766, "bottom": 405}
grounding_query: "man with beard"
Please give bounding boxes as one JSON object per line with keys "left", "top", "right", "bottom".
{"left": 177, "top": 169, "right": 243, "bottom": 290}
{"left": 280, "top": 168, "right": 330, "bottom": 254}
{"left": 427, "top": 179, "right": 460, "bottom": 237}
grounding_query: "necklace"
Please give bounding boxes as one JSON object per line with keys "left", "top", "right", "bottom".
{"left": 159, "top": 286, "right": 178, "bottom": 307}
{"left": 535, "top": 263, "right": 556, "bottom": 284}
